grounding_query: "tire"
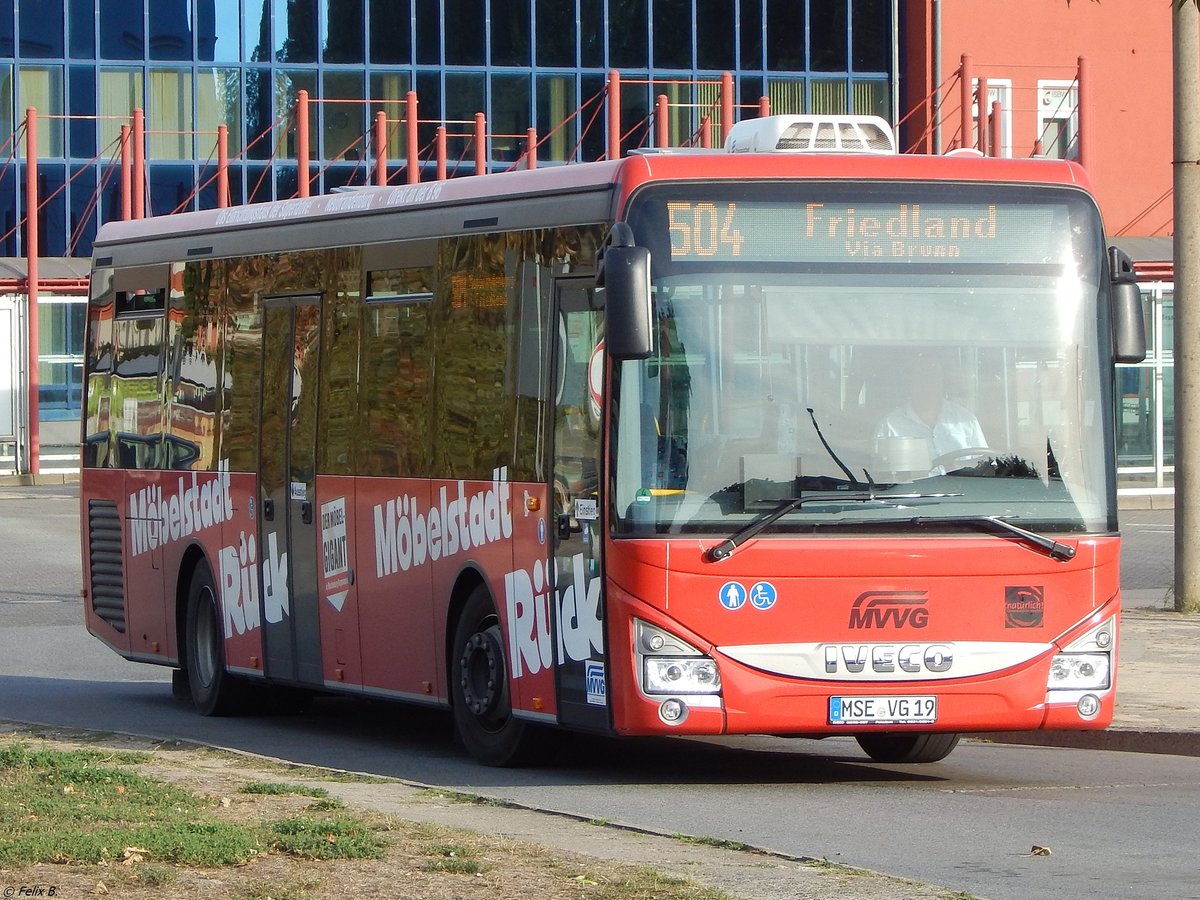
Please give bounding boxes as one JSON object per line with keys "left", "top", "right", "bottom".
{"left": 450, "top": 585, "right": 540, "bottom": 767}
{"left": 855, "top": 732, "right": 961, "bottom": 764}
{"left": 170, "top": 668, "right": 191, "bottom": 702}
{"left": 184, "top": 561, "right": 247, "bottom": 716}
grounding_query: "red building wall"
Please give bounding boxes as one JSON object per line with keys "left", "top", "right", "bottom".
{"left": 902, "top": 0, "right": 1172, "bottom": 238}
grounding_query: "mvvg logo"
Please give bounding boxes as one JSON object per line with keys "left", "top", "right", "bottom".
{"left": 848, "top": 591, "right": 930, "bottom": 629}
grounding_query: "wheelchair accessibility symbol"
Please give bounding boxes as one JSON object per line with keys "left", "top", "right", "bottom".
{"left": 749, "top": 581, "right": 777, "bottom": 610}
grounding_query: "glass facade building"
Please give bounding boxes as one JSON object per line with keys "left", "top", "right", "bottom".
{"left": 1, "top": 0, "right": 894, "bottom": 258}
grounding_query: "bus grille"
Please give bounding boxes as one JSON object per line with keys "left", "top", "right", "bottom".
{"left": 87, "top": 499, "right": 127, "bottom": 633}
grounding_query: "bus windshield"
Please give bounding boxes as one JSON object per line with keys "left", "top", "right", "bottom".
{"left": 613, "top": 181, "right": 1115, "bottom": 537}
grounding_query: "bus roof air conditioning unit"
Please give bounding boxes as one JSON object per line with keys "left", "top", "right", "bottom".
{"left": 724, "top": 114, "right": 897, "bottom": 155}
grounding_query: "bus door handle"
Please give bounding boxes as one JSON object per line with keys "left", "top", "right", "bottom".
{"left": 300, "top": 500, "right": 313, "bottom": 525}
{"left": 557, "top": 513, "right": 581, "bottom": 540}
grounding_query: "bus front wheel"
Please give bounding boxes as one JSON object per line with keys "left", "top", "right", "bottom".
{"left": 184, "top": 561, "right": 246, "bottom": 716}
{"left": 450, "top": 585, "right": 539, "bottom": 767}
{"left": 855, "top": 732, "right": 960, "bottom": 763}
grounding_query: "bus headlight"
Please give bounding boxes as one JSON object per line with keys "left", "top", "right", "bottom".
{"left": 643, "top": 657, "right": 722, "bottom": 694}
{"left": 1048, "top": 652, "right": 1111, "bottom": 690}
{"left": 635, "top": 619, "right": 722, "bottom": 697}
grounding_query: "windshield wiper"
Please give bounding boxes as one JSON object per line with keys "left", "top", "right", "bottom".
{"left": 807, "top": 407, "right": 874, "bottom": 488}
{"left": 904, "top": 515, "right": 1077, "bottom": 561}
{"left": 705, "top": 491, "right": 961, "bottom": 562}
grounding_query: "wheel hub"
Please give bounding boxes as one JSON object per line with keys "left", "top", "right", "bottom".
{"left": 459, "top": 628, "right": 504, "bottom": 717}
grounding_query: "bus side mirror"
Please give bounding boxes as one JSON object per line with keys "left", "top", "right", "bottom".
{"left": 599, "top": 226, "right": 652, "bottom": 360}
{"left": 1108, "top": 247, "right": 1146, "bottom": 364}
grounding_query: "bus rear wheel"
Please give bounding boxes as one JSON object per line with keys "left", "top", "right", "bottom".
{"left": 451, "top": 586, "right": 539, "bottom": 767}
{"left": 855, "top": 732, "right": 960, "bottom": 763}
{"left": 184, "top": 561, "right": 247, "bottom": 716}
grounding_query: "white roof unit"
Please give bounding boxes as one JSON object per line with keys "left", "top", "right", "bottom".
{"left": 724, "top": 114, "right": 897, "bottom": 155}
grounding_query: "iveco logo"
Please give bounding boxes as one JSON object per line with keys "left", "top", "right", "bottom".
{"left": 848, "top": 591, "right": 929, "bottom": 629}
{"left": 824, "top": 644, "right": 954, "bottom": 675}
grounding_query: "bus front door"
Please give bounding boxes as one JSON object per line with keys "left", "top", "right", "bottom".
{"left": 550, "top": 280, "right": 610, "bottom": 731}
{"left": 257, "top": 295, "right": 324, "bottom": 687}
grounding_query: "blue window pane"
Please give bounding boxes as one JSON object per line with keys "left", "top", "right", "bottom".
{"left": 68, "top": 66, "right": 96, "bottom": 159}
{"left": 20, "top": 0, "right": 65, "bottom": 57}
{"left": 653, "top": 0, "right": 690, "bottom": 70}
{"left": 579, "top": 0, "right": 602, "bottom": 68}
{"left": 851, "top": 0, "right": 888, "bottom": 72}
{"left": 766, "top": 0, "right": 803, "bottom": 70}
{"left": 369, "top": 0, "right": 410, "bottom": 63}
{"left": 246, "top": 0, "right": 272, "bottom": 61}
{"left": 493, "top": 0, "right": 531, "bottom": 67}
{"left": 809, "top": 0, "right": 847, "bottom": 72}
{"left": 67, "top": 165, "right": 97, "bottom": 253}
{"left": 69, "top": 0, "right": 95, "bottom": 56}
{"left": 696, "top": 0, "right": 734, "bottom": 71}
{"left": 0, "top": 0, "right": 13, "bottom": 56}
{"left": 100, "top": 0, "right": 144, "bottom": 59}
{"left": 608, "top": 0, "right": 646, "bottom": 68}
{"left": 275, "top": 0, "right": 318, "bottom": 63}
{"left": 150, "top": 0, "right": 193, "bottom": 59}
{"left": 535, "top": 0, "right": 570, "bottom": 67}
{"left": 197, "top": 0, "right": 240, "bottom": 61}
{"left": 414, "top": 0, "right": 439, "bottom": 65}
{"left": 245, "top": 69, "right": 274, "bottom": 159}
{"left": 147, "top": 163, "right": 197, "bottom": 216}
{"left": 740, "top": 0, "right": 762, "bottom": 70}
{"left": 324, "top": 0, "right": 364, "bottom": 63}
{"left": 444, "top": 0, "right": 484, "bottom": 65}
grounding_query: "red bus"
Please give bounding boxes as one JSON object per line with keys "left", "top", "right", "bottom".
{"left": 81, "top": 115, "right": 1146, "bottom": 766}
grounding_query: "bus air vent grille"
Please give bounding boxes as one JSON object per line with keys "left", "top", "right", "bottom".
{"left": 88, "top": 499, "right": 127, "bottom": 634}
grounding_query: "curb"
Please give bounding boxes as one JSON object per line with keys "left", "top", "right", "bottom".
{"left": 974, "top": 729, "right": 1200, "bottom": 757}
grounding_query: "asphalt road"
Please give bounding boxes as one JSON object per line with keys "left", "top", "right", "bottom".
{"left": 0, "top": 487, "right": 1194, "bottom": 900}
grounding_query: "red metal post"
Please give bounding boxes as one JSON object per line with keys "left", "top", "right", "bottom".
{"left": 977, "top": 76, "right": 989, "bottom": 156}
{"left": 607, "top": 70, "right": 621, "bottom": 160}
{"left": 217, "top": 124, "right": 229, "bottom": 208}
{"left": 296, "top": 89, "right": 310, "bottom": 197}
{"left": 699, "top": 115, "right": 712, "bottom": 149}
{"left": 374, "top": 111, "right": 388, "bottom": 185}
{"left": 526, "top": 128, "right": 537, "bottom": 169}
{"left": 406, "top": 90, "right": 419, "bottom": 184}
{"left": 436, "top": 126, "right": 447, "bottom": 180}
{"left": 758, "top": 96, "right": 770, "bottom": 118}
{"left": 119, "top": 124, "right": 132, "bottom": 220}
{"left": 132, "top": 108, "right": 145, "bottom": 218}
{"left": 959, "top": 54, "right": 972, "bottom": 151}
{"left": 474, "top": 112, "right": 486, "bottom": 175}
{"left": 990, "top": 99, "right": 1003, "bottom": 157}
{"left": 655, "top": 94, "right": 669, "bottom": 148}
{"left": 24, "top": 108, "right": 40, "bottom": 475}
{"left": 1077, "top": 56, "right": 1091, "bottom": 172}
{"left": 720, "top": 71, "right": 733, "bottom": 143}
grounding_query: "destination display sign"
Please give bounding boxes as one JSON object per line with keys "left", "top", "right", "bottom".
{"left": 658, "top": 199, "right": 1066, "bottom": 266}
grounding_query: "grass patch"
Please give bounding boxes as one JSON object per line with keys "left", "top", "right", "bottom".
{"left": 269, "top": 814, "right": 387, "bottom": 860}
{"left": 0, "top": 742, "right": 384, "bottom": 868}
{"left": 671, "top": 833, "right": 752, "bottom": 852}
{"left": 241, "top": 780, "right": 330, "bottom": 798}
{"left": 593, "top": 866, "right": 732, "bottom": 899}
{"left": 422, "top": 841, "right": 488, "bottom": 875}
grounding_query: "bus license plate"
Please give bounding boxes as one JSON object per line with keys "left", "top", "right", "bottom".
{"left": 829, "top": 695, "right": 937, "bottom": 725}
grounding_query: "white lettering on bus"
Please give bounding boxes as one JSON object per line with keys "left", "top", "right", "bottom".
{"left": 127, "top": 461, "right": 234, "bottom": 557}
{"left": 504, "top": 552, "right": 603, "bottom": 679}
{"left": 218, "top": 531, "right": 262, "bottom": 638}
{"left": 261, "top": 530, "right": 290, "bottom": 624}
{"left": 371, "top": 469, "right": 513, "bottom": 579}
{"left": 216, "top": 528, "right": 289, "bottom": 636}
